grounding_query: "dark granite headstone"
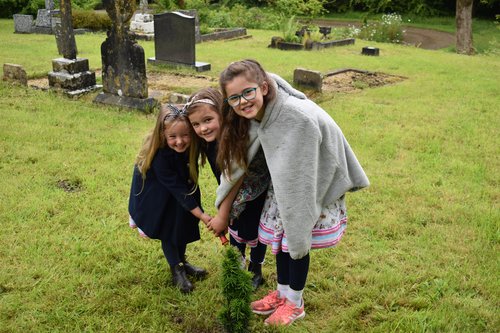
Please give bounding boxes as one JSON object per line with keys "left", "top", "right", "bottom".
{"left": 94, "top": 0, "right": 157, "bottom": 112}
{"left": 148, "top": 11, "right": 210, "bottom": 72}
{"left": 362, "top": 46, "right": 380, "bottom": 56}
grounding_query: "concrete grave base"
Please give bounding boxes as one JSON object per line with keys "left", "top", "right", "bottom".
{"left": 48, "top": 70, "right": 96, "bottom": 90}
{"left": 94, "top": 92, "right": 159, "bottom": 113}
{"left": 148, "top": 58, "right": 211, "bottom": 72}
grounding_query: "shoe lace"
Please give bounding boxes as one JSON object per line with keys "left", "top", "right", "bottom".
{"left": 262, "top": 291, "right": 281, "bottom": 305}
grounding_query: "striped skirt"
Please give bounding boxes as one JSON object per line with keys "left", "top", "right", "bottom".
{"left": 258, "top": 183, "right": 347, "bottom": 255}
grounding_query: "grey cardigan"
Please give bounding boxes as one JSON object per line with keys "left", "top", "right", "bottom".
{"left": 216, "top": 74, "right": 369, "bottom": 259}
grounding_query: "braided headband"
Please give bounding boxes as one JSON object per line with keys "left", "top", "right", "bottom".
{"left": 163, "top": 98, "right": 216, "bottom": 122}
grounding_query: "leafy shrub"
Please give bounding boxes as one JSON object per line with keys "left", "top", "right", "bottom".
{"left": 274, "top": 0, "right": 327, "bottom": 18}
{"left": 0, "top": 0, "right": 29, "bottom": 18}
{"left": 20, "top": 0, "right": 44, "bottom": 16}
{"left": 343, "top": 13, "right": 404, "bottom": 43}
{"left": 72, "top": 9, "right": 111, "bottom": 30}
{"left": 279, "top": 14, "right": 300, "bottom": 42}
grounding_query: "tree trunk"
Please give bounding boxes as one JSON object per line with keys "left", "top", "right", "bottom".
{"left": 456, "top": 0, "right": 474, "bottom": 55}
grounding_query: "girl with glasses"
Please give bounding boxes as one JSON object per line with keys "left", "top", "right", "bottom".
{"left": 128, "top": 104, "right": 211, "bottom": 294}
{"left": 185, "top": 87, "right": 269, "bottom": 289}
{"left": 212, "top": 59, "right": 370, "bottom": 326}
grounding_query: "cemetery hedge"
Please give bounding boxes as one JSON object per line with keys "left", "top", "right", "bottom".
{"left": 1, "top": 0, "right": 499, "bottom": 19}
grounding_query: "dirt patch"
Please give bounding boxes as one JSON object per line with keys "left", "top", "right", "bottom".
{"left": 146, "top": 71, "right": 218, "bottom": 103}
{"left": 322, "top": 70, "right": 406, "bottom": 93}
{"left": 28, "top": 70, "right": 405, "bottom": 98}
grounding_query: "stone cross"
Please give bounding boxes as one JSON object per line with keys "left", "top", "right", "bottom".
{"left": 140, "top": 0, "right": 148, "bottom": 13}
{"left": 45, "top": 0, "right": 55, "bottom": 10}
{"left": 54, "top": 0, "right": 77, "bottom": 59}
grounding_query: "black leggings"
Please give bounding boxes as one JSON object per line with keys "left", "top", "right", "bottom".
{"left": 276, "top": 251, "right": 310, "bottom": 291}
{"left": 230, "top": 237, "right": 267, "bottom": 264}
{"left": 161, "top": 240, "right": 186, "bottom": 267}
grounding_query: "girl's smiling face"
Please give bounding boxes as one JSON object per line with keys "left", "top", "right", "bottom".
{"left": 164, "top": 120, "right": 191, "bottom": 153}
{"left": 225, "top": 75, "right": 268, "bottom": 121}
{"left": 188, "top": 105, "right": 221, "bottom": 142}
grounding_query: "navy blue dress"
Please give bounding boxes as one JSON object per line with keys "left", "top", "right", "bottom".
{"left": 128, "top": 147, "right": 201, "bottom": 246}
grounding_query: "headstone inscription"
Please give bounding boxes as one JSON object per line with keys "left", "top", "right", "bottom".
{"left": 147, "top": 11, "right": 210, "bottom": 72}
{"left": 94, "top": 0, "right": 157, "bottom": 112}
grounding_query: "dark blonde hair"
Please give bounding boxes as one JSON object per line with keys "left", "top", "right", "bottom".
{"left": 185, "top": 87, "right": 223, "bottom": 186}
{"left": 217, "top": 59, "right": 276, "bottom": 178}
{"left": 136, "top": 104, "right": 194, "bottom": 182}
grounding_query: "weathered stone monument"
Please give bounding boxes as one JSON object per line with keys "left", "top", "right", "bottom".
{"left": 32, "top": 0, "right": 55, "bottom": 34}
{"left": 148, "top": 11, "right": 210, "bottom": 72}
{"left": 3, "top": 64, "right": 28, "bottom": 86}
{"left": 13, "top": 14, "right": 34, "bottom": 33}
{"left": 94, "top": 0, "right": 157, "bottom": 111}
{"left": 130, "top": 13, "right": 154, "bottom": 35}
{"left": 129, "top": 0, "right": 154, "bottom": 37}
{"left": 48, "top": 0, "right": 99, "bottom": 96}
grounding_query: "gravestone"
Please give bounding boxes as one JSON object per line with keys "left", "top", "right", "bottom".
{"left": 130, "top": 13, "right": 154, "bottom": 35}
{"left": 3, "top": 63, "right": 28, "bottom": 86}
{"left": 148, "top": 11, "right": 210, "bottom": 72}
{"left": 94, "top": 0, "right": 157, "bottom": 112}
{"left": 293, "top": 68, "right": 323, "bottom": 92}
{"left": 48, "top": 0, "right": 99, "bottom": 96}
{"left": 177, "top": 9, "right": 201, "bottom": 43}
{"left": 13, "top": 14, "right": 34, "bottom": 33}
{"left": 45, "top": 0, "right": 55, "bottom": 10}
{"left": 32, "top": 0, "right": 55, "bottom": 34}
{"left": 362, "top": 46, "right": 380, "bottom": 56}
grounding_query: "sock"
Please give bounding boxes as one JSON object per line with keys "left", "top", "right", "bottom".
{"left": 277, "top": 283, "right": 289, "bottom": 299}
{"left": 287, "top": 288, "right": 304, "bottom": 307}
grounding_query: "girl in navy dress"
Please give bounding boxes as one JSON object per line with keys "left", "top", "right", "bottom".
{"left": 128, "top": 104, "right": 211, "bottom": 294}
{"left": 186, "top": 87, "right": 269, "bottom": 289}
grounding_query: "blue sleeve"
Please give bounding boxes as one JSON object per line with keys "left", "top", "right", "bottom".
{"left": 152, "top": 150, "right": 199, "bottom": 211}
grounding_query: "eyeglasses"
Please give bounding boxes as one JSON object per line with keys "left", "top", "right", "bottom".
{"left": 225, "top": 87, "right": 258, "bottom": 107}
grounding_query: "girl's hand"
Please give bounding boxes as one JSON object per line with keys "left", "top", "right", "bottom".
{"left": 200, "top": 213, "right": 212, "bottom": 226}
{"left": 207, "top": 214, "right": 228, "bottom": 235}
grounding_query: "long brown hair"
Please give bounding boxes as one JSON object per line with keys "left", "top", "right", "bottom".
{"left": 217, "top": 59, "right": 276, "bottom": 178}
{"left": 185, "top": 87, "right": 223, "bottom": 186}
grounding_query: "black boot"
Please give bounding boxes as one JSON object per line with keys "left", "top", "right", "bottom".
{"left": 183, "top": 261, "right": 208, "bottom": 280}
{"left": 181, "top": 255, "right": 208, "bottom": 279}
{"left": 170, "top": 263, "right": 193, "bottom": 293}
{"left": 248, "top": 261, "right": 264, "bottom": 289}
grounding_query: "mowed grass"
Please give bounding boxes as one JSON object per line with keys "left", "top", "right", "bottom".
{"left": 0, "top": 17, "right": 499, "bottom": 332}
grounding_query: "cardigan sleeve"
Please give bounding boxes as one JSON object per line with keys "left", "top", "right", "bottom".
{"left": 152, "top": 149, "right": 199, "bottom": 212}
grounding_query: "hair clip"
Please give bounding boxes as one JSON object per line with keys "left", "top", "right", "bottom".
{"left": 164, "top": 104, "right": 188, "bottom": 122}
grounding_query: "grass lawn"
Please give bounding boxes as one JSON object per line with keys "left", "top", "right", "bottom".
{"left": 0, "top": 17, "right": 499, "bottom": 332}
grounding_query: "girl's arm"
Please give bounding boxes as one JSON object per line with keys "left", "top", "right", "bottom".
{"left": 191, "top": 206, "right": 212, "bottom": 226}
{"left": 208, "top": 176, "right": 244, "bottom": 235}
